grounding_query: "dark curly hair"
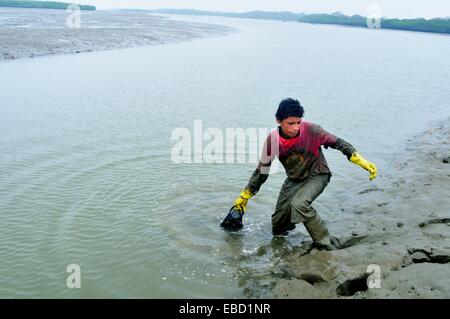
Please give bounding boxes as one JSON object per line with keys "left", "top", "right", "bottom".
{"left": 275, "top": 98, "right": 304, "bottom": 121}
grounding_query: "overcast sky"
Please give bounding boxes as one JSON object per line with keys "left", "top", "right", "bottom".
{"left": 73, "top": 0, "right": 450, "bottom": 18}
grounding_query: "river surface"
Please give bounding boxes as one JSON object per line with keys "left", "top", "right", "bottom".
{"left": 1, "top": 13, "right": 449, "bottom": 298}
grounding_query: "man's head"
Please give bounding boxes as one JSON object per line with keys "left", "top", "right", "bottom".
{"left": 275, "top": 98, "right": 304, "bottom": 138}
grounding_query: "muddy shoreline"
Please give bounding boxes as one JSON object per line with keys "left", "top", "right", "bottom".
{"left": 0, "top": 8, "right": 238, "bottom": 61}
{"left": 240, "top": 118, "right": 450, "bottom": 298}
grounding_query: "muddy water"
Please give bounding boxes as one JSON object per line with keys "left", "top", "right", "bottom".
{"left": 1, "top": 14, "right": 449, "bottom": 297}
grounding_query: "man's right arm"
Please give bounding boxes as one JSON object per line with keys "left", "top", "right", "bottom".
{"left": 232, "top": 162, "right": 270, "bottom": 213}
{"left": 245, "top": 163, "right": 271, "bottom": 195}
{"left": 233, "top": 132, "right": 276, "bottom": 213}
{"left": 244, "top": 131, "right": 276, "bottom": 195}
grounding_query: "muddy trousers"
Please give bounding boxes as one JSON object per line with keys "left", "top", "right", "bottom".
{"left": 271, "top": 174, "right": 331, "bottom": 236}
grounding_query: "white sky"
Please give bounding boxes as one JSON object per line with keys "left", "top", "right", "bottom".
{"left": 72, "top": 0, "right": 450, "bottom": 18}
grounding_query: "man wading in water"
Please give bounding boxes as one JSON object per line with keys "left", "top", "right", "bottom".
{"left": 225, "top": 98, "right": 377, "bottom": 250}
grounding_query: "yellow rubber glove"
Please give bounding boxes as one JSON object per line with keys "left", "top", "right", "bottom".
{"left": 234, "top": 189, "right": 254, "bottom": 213}
{"left": 349, "top": 152, "right": 377, "bottom": 180}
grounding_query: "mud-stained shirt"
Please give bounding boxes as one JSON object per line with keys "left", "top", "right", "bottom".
{"left": 246, "top": 120, "right": 356, "bottom": 195}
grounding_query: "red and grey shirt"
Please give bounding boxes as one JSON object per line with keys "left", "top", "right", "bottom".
{"left": 246, "top": 120, "right": 356, "bottom": 194}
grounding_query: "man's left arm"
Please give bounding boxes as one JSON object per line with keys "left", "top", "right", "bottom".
{"left": 318, "top": 126, "right": 378, "bottom": 181}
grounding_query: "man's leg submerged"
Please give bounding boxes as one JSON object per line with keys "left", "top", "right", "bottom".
{"left": 289, "top": 174, "right": 339, "bottom": 250}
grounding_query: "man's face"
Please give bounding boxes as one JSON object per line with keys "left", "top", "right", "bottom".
{"left": 277, "top": 116, "right": 302, "bottom": 138}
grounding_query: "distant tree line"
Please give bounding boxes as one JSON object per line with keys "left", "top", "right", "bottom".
{"left": 147, "top": 9, "right": 450, "bottom": 34}
{"left": 297, "top": 13, "right": 450, "bottom": 34}
{"left": 0, "top": 0, "right": 96, "bottom": 11}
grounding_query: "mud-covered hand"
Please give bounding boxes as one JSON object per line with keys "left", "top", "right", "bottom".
{"left": 350, "top": 152, "right": 377, "bottom": 180}
{"left": 233, "top": 188, "right": 254, "bottom": 213}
